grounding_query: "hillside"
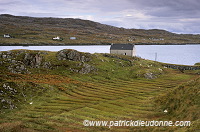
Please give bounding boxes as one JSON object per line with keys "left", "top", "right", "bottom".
{"left": 0, "top": 14, "right": 200, "bottom": 45}
{"left": 0, "top": 49, "right": 199, "bottom": 131}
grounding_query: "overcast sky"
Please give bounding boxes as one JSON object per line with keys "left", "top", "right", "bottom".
{"left": 1, "top": 0, "right": 200, "bottom": 34}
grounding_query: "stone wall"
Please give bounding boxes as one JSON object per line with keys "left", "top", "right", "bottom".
{"left": 163, "top": 64, "right": 200, "bottom": 71}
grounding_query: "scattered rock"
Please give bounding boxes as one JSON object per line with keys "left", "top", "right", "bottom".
{"left": 70, "top": 63, "right": 97, "bottom": 74}
{"left": 79, "top": 63, "right": 97, "bottom": 74}
{"left": 8, "top": 63, "right": 30, "bottom": 74}
{"left": 0, "top": 84, "right": 18, "bottom": 110}
{"left": 144, "top": 72, "right": 157, "bottom": 79}
{"left": 0, "top": 98, "right": 17, "bottom": 110}
{"left": 2, "top": 84, "right": 18, "bottom": 95}
{"left": 11, "top": 60, "right": 16, "bottom": 63}
{"left": 2, "top": 55, "right": 7, "bottom": 59}
{"left": 164, "top": 109, "right": 168, "bottom": 113}
{"left": 43, "top": 62, "right": 51, "bottom": 69}
{"left": 1, "top": 82, "right": 48, "bottom": 111}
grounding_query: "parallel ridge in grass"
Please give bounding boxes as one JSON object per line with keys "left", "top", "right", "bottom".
{"left": 0, "top": 73, "right": 193, "bottom": 132}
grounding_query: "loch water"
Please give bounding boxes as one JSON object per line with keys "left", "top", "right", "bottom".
{"left": 0, "top": 44, "right": 200, "bottom": 65}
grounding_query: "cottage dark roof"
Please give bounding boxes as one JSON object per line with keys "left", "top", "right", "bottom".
{"left": 110, "top": 44, "right": 135, "bottom": 50}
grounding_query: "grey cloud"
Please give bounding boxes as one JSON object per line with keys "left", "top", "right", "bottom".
{"left": 90, "top": 0, "right": 132, "bottom": 12}
{"left": 0, "top": 9, "right": 6, "bottom": 12}
{"left": 128, "top": 0, "right": 200, "bottom": 10}
{"left": 0, "top": 1, "right": 19, "bottom": 5}
{"left": 0, "top": 0, "right": 199, "bottom": 33}
{"left": 0, "top": 1, "right": 20, "bottom": 14}
{"left": 128, "top": 0, "right": 200, "bottom": 17}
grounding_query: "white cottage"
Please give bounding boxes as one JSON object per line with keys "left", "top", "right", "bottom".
{"left": 4, "top": 34, "right": 11, "bottom": 38}
{"left": 110, "top": 44, "right": 136, "bottom": 57}
{"left": 52, "top": 36, "right": 61, "bottom": 40}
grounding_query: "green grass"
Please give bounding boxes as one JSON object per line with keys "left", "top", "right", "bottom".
{"left": 0, "top": 50, "right": 199, "bottom": 131}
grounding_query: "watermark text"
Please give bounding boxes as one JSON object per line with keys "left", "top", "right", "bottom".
{"left": 83, "top": 120, "right": 191, "bottom": 128}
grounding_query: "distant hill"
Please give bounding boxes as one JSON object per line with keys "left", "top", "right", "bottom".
{"left": 0, "top": 14, "right": 200, "bottom": 45}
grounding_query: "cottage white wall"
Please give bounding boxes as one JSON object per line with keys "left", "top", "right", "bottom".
{"left": 132, "top": 47, "right": 136, "bottom": 56}
{"left": 110, "top": 49, "right": 136, "bottom": 57}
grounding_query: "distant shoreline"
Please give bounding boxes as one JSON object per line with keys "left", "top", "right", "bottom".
{"left": 1, "top": 43, "right": 200, "bottom": 46}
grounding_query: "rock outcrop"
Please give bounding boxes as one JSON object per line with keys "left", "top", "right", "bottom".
{"left": 0, "top": 49, "right": 95, "bottom": 74}
{"left": 0, "top": 51, "right": 30, "bottom": 74}
{"left": 57, "top": 49, "right": 97, "bottom": 74}
{"left": 0, "top": 50, "right": 51, "bottom": 74}
{"left": 24, "top": 53, "right": 43, "bottom": 68}
{"left": 57, "top": 49, "right": 91, "bottom": 62}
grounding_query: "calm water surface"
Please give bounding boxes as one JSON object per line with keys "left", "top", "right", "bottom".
{"left": 0, "top": 45, "right": 200, "bottom": 65}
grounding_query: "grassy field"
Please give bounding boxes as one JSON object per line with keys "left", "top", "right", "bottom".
{"left": 0, "top": 50, "right": 199, "bottom": 131}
